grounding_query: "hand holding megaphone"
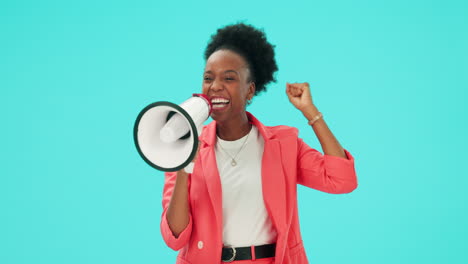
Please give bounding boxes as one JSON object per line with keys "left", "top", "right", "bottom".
{"left": 182, "top": 143, "right": 201, "bottom": 174}
{"left": 133, "top": 94, "right": 212, "bottom": 172}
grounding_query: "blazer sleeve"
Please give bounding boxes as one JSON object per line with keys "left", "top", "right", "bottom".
{"left": 160, "top": 171, "right": 193, "bottom": 250}
{"left": 296, "top": 138, "right": 358, "bottom": 194}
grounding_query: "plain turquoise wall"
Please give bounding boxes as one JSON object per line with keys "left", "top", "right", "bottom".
{"left": 1, "top": 0, "right": 467, "bottom": 263}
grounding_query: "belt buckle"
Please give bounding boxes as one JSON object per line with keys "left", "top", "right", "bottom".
{"left": 222, "top": 246, "right": 237, "bottom": 262}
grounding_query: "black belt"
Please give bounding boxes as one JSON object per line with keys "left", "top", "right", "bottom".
{"left": 221, "top": 243, "right": 276, "bottom": 262}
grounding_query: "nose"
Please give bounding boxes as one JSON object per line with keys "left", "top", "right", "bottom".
{"left": 210, "top": 79, "right": 224, "bottom": 92}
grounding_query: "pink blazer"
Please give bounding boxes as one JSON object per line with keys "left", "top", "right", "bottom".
{"left": 160, "top": 112, "right": 358, "bottom": 264}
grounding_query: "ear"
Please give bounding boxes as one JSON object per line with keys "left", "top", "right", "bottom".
{"left": 248, "top": 82, "right": 256, "bottom": 100}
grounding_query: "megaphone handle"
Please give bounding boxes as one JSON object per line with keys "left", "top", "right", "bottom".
{"left": 184, "top": 162, "right": 195, "bottom": 174}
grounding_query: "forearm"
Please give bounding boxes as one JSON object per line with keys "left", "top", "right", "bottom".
{"left": 166, "top": 169, "right": 190, "bottom": 238}
{"left": 301, "top": 105, "right": 347, "bottom": 159}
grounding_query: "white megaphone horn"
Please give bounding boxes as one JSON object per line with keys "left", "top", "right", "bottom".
{"left": 133, "top": 94, "right": 212, "bottom": 173}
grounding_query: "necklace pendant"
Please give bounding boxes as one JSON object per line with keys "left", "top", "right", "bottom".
{"left": 231, "top": 159, "right": 237, "bottom": 166}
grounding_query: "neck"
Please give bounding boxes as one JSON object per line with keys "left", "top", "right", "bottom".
{"left": 216, "top": 113, "right": 252, "bottom": 141}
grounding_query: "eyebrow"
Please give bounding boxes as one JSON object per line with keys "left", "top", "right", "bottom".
{"left": 204, "top": 70, "right": 239, "bottom": 75}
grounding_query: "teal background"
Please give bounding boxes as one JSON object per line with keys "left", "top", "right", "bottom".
{"left": 1, "top": 0, "right": 467, "bottom": 263}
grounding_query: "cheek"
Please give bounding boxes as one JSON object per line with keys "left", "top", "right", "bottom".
{"left": 232, "top": 93, "right": 246, "bottom": 107}
{"left": 201, "top": 84, "right": 209, "bottom": 94}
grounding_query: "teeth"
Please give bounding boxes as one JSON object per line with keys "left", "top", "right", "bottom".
{"left": 212, "top": 104, "right": 226, "bottom": 109}
{"left": 211, "top": 98, "right": 230, "bottom": 104}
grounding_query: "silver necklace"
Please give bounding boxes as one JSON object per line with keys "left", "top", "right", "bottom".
{"left": 217, "top": 125, "right": 252, "bottom": 166}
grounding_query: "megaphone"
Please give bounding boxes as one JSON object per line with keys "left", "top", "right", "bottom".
{"left": 133, "top": 94, "right": 212, "bottom": 172}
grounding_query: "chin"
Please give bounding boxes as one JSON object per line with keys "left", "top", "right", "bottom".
{"left": 210, "top": 113, "right": 224, "bottom": 122}
{"left": 210, "top": 112, "right": 231, "bottom": 123}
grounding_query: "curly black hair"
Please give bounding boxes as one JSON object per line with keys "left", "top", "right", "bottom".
{"left": 204, "top": 23, "right": 278, "bottom": 96}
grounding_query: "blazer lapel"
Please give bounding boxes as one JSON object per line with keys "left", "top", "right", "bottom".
{"left": 200, "top": 145, "right": 222, "bottom": 234}
{"left": 249, "top": 113, "right": 288, "bottom": 264}
{"left": 262, "top": 139, "right": 288, "bottom": 264}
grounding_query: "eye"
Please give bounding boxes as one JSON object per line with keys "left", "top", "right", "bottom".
{"left": 204, "top": 77, "right": 213, "bottom": 81}
{"left": 225, "top": 77, "right": 235, "bottom": 81}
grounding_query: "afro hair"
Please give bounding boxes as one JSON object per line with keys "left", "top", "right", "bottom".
{"left": 204, "top": 23, "right": 278, "bottom": 96}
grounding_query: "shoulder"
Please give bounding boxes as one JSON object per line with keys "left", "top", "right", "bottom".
{"left": 264, "top": 125, "right": 299, "bottom": 139}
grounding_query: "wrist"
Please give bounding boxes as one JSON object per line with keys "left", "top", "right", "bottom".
{"left": 177, "top": 169, "right": 190, "bottom": 180}
{"left": 301, "top": 105, "right": 320, "bottom": 120}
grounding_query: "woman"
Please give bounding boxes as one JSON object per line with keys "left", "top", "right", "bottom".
{"left": 160, "top": 23, "right": 358, "bottom": 264}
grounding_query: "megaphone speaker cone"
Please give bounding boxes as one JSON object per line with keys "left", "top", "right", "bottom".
{"left": 133, "top": 95, "right": 211, "bottom": 172}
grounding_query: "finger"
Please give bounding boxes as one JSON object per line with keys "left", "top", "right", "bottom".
{"left": 286, "top": 83, "right": 293, "bottom": 93}
{"left": 287, "top": 85, "right": 299, "bottom": 97}
{"left": 303, "top": 84, "right": 312, "bottom": 97}
{"left": 286, "top": 87, "right": 294, "bottom": 101}
{"left": 286, "top": 85, "right": 292, "bottom": 96}
{"left": 293, "top": 86, "right": 302, "bottom": 96}
{"left": 194, "top": 144, "right": 201, "bottom": 160}
{"left": 289, "top": 86, "right": 296, "bottom": 96}
{"left": 300, "top": 84, "right": 309, "bottom": 94}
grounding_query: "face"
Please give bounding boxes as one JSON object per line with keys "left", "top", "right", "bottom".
{"left": 202, "top": 49, "right": 255, "bottom": 123}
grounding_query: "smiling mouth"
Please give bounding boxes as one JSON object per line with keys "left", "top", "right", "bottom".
{"left": 211, "top": 98, "right": 230, "bottom": 110}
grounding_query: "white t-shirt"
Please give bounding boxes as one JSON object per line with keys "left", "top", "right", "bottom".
{"left": 215, "top": 125, "right": 278, "bottom": 247}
